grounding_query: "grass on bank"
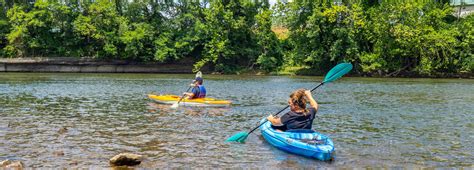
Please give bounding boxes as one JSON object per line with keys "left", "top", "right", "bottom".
{"left": 274, "top": 66, "right": 314, "bottom": 76}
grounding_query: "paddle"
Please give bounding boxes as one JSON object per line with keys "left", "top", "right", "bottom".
{"left": 171, "top": 71, "right": 202, "bottom": 109}
{"left": 226, "top": 63, "right": 353, "bottom": 143}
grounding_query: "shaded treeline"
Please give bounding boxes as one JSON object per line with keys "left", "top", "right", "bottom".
{"left": 0, "top": 0, "right": 473, "bottom": 76}
{"left": 0, "top": 0, "right": 279, "bottom": 73}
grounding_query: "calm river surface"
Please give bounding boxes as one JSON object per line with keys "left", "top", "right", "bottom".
{"left": 0, "top": 73, "right": 473, "bottom": 168}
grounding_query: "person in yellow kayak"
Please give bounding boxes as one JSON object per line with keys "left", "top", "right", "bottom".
{"left": 183, "top": 77, "right": 207, "bottom": 99}
{"left": 267, "top": 89, "right": 318, "bottom": 132}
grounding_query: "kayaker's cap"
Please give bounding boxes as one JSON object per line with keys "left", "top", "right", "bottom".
{"left": 194, "top": 77, "right": 203, "bottom": 85}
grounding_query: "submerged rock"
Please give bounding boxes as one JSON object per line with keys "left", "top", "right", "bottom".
{"left": 58, "top": 127, "right": 68, "bottom": 134}
{"left": 1, "top": 160, "right": 12, "bottom": 166}
{"left": 53, "top": 150, "right": 65, "bottom": 156}
{"left": 6, "top": 161, "right": 24, "bottom": 169}
{"left": 109, "top": 153, "right": 143, "bottom": 166}
{"left": 1, "top": 160, "right": 24, "bottom": 169}
{"left": 69, "top": 160, "right": 79, "bottom": 166}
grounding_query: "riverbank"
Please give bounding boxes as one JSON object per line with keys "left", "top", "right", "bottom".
{"left": 0, "top": 57, "right": 199, "bottom": 73}
{"left": 1, "top": 57, "right": 472, "bottom": 78}
{"left": 274, "top": 66, "right": 474, "bottom": 78}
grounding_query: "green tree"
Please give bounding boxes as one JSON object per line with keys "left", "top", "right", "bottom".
{"left": 0, "top": 0, "right": 10, "bottom": 56}
{"left": 194, "top": 0, "right": 261, "bottom": 73}
{"left": 284, "top": 1, "right": 364, "bottom": 72}
{"left": 254, "top": 8, "right": 283, "bottom": 71}
{"left": 363, "top": 2, "right": 467, "bottom": 75}
{"left": 0, "top": 0, "right": 470, "bottom": 76}
{"left": 5, "top": 1, "right": 77, "bottom": 57}
{"left": 457, "top": 14, "right": 474, "bottom": 73}
{"left": 153, "top": 2, "right": 204, "bottom": 63}
{"left": 73, "top": 0, "right": 125, "bottom": 58}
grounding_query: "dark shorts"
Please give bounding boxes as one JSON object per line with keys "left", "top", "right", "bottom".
{"left": 271, "top": 125, "right": 315, "bottom": 133}
{"left": 271, "top": 125, "right": 287, "bottom": 131}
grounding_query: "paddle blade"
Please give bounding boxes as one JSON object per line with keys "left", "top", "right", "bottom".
{"left": 196, "top": 71, "right": 202, "bottom": 78}
{"left": 323, "top": 63, "right": 353, "bottom": 83}
{"left": 225, "top": 132, "right": 249, "bottom": 143}
{"left": 170, "top": 103, "right": 179, "bottom": 109}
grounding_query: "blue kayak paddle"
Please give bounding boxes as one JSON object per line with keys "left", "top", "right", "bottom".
{"left": 226, "top": 63, "right": 353, "bottom": 143}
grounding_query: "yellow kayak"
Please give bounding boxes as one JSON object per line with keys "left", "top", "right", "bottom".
{"left": 148, "top": 94, "right": 231, "bottom": 107}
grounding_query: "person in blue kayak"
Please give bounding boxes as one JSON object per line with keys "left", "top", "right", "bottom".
{"left": 183, "top": 77, "right": 206, "bottom": 99}
{"left": 267, "top": 89, "right": 318, "bottom": 132}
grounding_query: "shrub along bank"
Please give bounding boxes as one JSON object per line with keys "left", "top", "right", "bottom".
{"left": 0, "top": 1, "right": 472, "bottom": 77}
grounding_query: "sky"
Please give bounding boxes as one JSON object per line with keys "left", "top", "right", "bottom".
{"left": 269, "top": 0, "right": 278, "bottom": 6}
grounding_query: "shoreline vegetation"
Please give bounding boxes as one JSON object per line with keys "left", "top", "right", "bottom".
{"left": 0, "top": 1, "right": 473, "bottom": 78}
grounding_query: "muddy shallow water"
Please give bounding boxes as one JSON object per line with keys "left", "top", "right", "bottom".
{"left": 0, "top": 73, "right": 472, "bottom": 168}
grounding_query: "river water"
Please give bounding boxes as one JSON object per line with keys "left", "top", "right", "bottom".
{"left": 0, "top": 73, "right": 472, "bottom": 168}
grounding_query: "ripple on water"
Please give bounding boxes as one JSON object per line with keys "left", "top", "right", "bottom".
{"left": 0, "top": 73, "right": 473, "bottom": 168}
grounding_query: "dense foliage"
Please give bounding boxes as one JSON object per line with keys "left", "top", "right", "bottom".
{"left": 278, "top": 1, "right": 473, "bottom": 76}
{"left": 0, "top": 0, "right": 472, "bottom": 76}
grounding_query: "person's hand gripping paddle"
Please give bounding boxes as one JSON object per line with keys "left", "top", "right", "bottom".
{"left": 171, "top": 71, "right": 202, "bottom": 109}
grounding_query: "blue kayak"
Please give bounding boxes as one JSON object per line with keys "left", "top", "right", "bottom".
{"left": 259, "top": 119, "right": 335, "bottom": 161}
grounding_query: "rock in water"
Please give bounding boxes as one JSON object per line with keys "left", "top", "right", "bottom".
{"left": 6, "top": 161, "right": 24, "bottom": 168}
{"left": 1, "top": 160, "right": 12, "bottom": 166}
{"left": 1, "top": 160, "right": 24, "bottom": 168}
{"left": 53, "top": 150, "right": 65, "bottom": 156}
{"left": 109, "top": 153, "right": 143, "bottom": 166}
{"left": 58, "top": 127, "right": 68, "bottom": 134}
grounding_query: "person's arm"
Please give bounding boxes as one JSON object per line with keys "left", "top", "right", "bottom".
{"left": 304, "top": 90, "right": 318, "bottom": 111}
{"left": 183, "top": 92, "right": 195, "bottom": 98}
{"left": 183, "top": 86, "right": 197, "bottom": 98}
{"left": 267, "top": 115, "right": 283, "bottom": 126}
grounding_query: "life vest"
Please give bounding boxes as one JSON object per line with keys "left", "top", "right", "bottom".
{"left": 194, "top": 85, "right": 206, "bottom": 98}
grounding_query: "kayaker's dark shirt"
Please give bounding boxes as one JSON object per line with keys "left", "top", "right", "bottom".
{"left": 279, "top": 108, "right": 317, "bottom": 130}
